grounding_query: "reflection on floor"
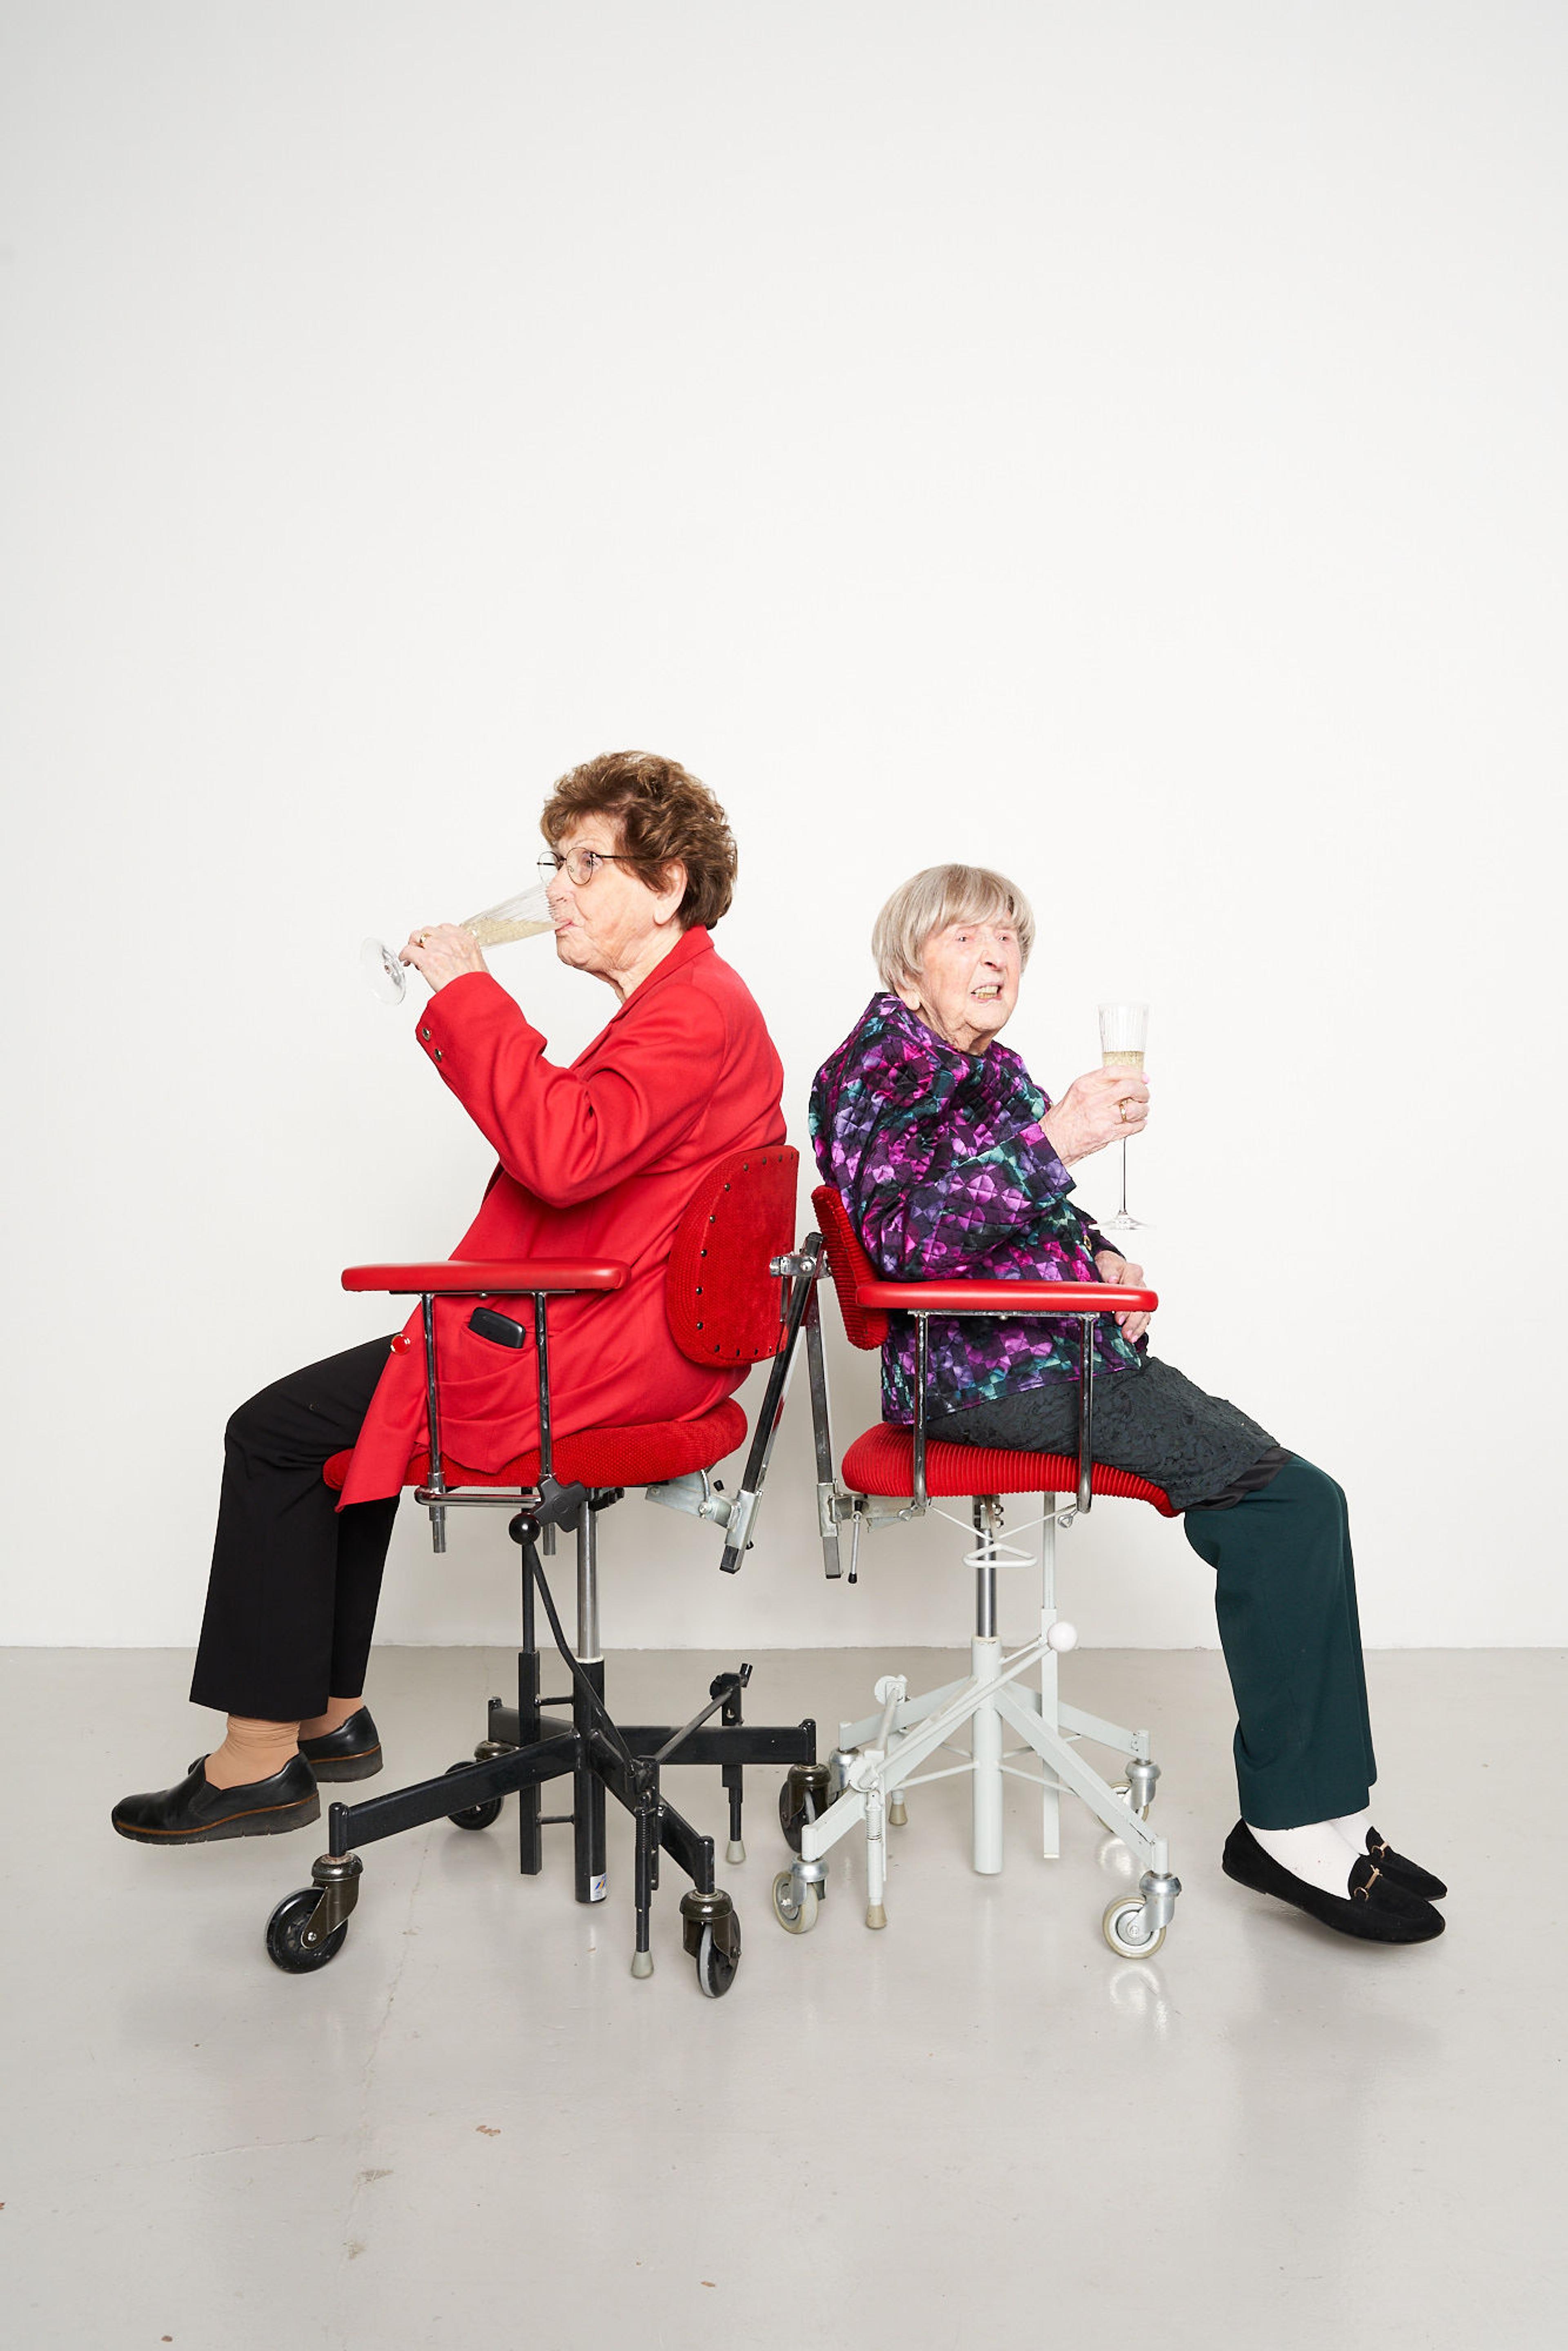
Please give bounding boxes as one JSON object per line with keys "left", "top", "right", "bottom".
{"left": 1, "top": 1645, "right": 1560, "bottom": 2350}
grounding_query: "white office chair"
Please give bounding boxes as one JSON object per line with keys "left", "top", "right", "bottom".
{"left": 770, "top": 1184, "right": 1183, "bottom": 1960}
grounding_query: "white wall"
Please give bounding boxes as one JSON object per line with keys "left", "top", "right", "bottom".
{"left": 4, "top": 1, "right": 1564, "bottom": 1653}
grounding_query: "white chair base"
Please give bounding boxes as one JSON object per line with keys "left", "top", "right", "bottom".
{"left": 772, "top": 1497, "right": 1181, "bottom": 1957}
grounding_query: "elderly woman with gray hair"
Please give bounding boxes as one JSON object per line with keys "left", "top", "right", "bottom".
{"left": 810, "top": 864, "right": 1447, "bottom": 1945}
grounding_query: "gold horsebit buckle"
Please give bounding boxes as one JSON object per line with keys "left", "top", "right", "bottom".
{"left": 1352, "top": 1832, "right": 1393, "bottom": 1898}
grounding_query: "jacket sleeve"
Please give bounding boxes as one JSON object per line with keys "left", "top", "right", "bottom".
{"left": 415, "top": 970, "right": 727, "bottom": 1206}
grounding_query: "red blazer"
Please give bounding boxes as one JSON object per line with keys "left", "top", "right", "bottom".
{"left": 338, "top": 927, "right": 786, "bottom": 1506}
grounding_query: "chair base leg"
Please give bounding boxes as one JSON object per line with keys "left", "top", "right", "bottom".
{"left": 799, "top": 1639, "right": 1171, "bottom": 1942}
{"left": 971, "top": 1636, "right": 1004, "bottom": 1875}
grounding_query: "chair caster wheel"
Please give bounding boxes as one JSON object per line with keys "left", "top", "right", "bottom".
{"left": 444, "top": 1762, "right": 503, "bottom": 1831}
{"left": 726, "top": 1838, "right": 746, "bottom": 1865}
{"left": 1110, "top": 1783, "right": 1154, "bottom": 1825}
{"left": 695, "top": 1916, "right": 742, "bottom": 1997}
{"left": 886, "top": 1793, "right": 908, "bottom": 1828}
{"left": 265, "top": 1888, "right": 348, "bottom": 1973}
{"left": 865, "top": 1901, "right": 887, "bottom": 1930}
{"left": 779, "top": 1763, "right": 834, "bottom": 1854}
{"left": 1102, "top": 1896, "right": 1165, "bottom": 1959}
{"left": 772, "top": 1868, "right": 821, "bottom": 1934}
{"left": 630, "top": 1949, "right": 655, "bottom": 1980}
{"left": 681, "top": 1887, "right": 741, "bottom": 1996}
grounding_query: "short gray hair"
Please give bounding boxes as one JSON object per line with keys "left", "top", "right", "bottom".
{"left": 871, "top": 864, "right": 1036, "bottom": 996}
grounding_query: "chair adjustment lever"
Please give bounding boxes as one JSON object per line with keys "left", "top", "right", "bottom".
{"left": 532, "top": 1474, "right": 589, "bottom": 1531}
{"left": 653, "top": 1665, "right": 753, "bottom": 1763}
{"left": 644, "top": 1470, "right": 733, "bottom": 1527}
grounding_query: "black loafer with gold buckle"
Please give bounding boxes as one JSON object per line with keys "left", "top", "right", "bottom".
{"left": 1363, "top": 1827, "right": 1446, "bottom": 1902}
{"left": 1222, "top": 1821, "right": 1445, "bottom": 1944}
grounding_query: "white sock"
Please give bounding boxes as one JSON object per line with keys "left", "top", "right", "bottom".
{"left": 1330, "top": 1805, "right": 1374, "bottom": 1856}
{"left": 1247, "top": 1820, "right": 1356, "bottom": 1898}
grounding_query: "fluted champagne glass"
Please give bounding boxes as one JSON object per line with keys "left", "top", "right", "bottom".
{"left": 1097, "top": 1000, "right": 1149, "bottom": 1232}
{"left": 360, "top": 882, "right": 556, "bottom": 1005}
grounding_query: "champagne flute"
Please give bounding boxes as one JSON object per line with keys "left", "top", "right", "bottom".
{"left": 1097, "top": 1000, "right": 1149, "bottom": 1232}
{"left": 360, "top": 881, "right": 556, "bottom": 1005}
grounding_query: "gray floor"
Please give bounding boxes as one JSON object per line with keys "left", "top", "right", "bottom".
{"left": 2, "top": 1645, "right": 1562, "bottom": 2350}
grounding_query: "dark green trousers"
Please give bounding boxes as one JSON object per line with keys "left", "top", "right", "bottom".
{"left": 1182, "top": 1455, "right": 1376, "bottom": 1830}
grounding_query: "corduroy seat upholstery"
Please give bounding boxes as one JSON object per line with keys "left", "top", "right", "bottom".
{"left": 840, "top": 1422, "right": 1176, "bottom": 1513}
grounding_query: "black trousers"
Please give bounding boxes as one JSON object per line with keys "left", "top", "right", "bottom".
{"left": 189, "top": 1339, "right": 399, "bottom": 1722}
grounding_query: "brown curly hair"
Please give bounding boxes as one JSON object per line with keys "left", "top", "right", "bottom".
{"left": 539, "top": 751, "right": 737, "bottom": 931}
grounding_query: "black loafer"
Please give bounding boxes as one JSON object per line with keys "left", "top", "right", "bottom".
{"left": 1364, "top": 1827, "right": 1446, "bottom": 1902}
{"left": 112, "top": 1756, "right": 321, "bottom": 1844}
{"left": 1222, "top": 1821, "right": 1445, "bottom": 1944}
{"left": 298, "top": 1707, "right": 383, "bottom": 1782}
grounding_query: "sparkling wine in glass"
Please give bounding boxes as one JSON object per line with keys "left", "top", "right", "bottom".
{"left": 1097, "top": 1000, "right": 1149, "bottom": 1232}
{"left": 360, "top": 882, "right": 555, "bottom": 1005}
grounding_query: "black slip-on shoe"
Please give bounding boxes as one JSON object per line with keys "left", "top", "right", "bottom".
{"left": 1364, "top": 1827, "right": 1447, "bottom": 1902}
{"left": 298, "top": 1707, "right": 383, "bottom": 1782}
{"left": 112, "top": 1756, "right": 321, "bottom": 1844}
{"left": 1222, "top": 1821, "right": 1445, "bottom": 1944}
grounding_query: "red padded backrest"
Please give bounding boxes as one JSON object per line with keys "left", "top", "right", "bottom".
{"left": 811, "top": 1183, "right": 889, "bottom": 1350}
{"left": 666, "top": 1145, "right": 800, "bottom": 1365}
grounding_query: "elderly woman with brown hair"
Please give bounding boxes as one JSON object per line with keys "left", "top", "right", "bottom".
{"left": 114, "top": 752, "right": 785, "bottom": 1846}
{"left": 810, "top": 863, "right": 1448, "bottom": 1945}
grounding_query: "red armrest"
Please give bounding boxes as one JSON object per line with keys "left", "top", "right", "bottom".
{"left": 341, "top": 1260, "right": 628, "bottom": 1295}
{"left": 855, "top": 1281, "right": 1157, "bottom": 1314}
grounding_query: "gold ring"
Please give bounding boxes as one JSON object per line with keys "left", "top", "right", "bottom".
{"left": 1119, "top": 1101, "right": 1129, "bottom": 1123}
{"left": 415, "top": 932, "right": 428, "bottom": 947}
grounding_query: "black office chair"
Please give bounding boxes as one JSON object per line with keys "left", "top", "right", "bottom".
{"left": 263, "top": 1144, "right": 820, "bottom": 1999}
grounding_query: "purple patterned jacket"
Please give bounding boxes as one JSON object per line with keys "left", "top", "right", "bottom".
{"left": 809, "top": 995, "right": 1141, "bottom": 1425}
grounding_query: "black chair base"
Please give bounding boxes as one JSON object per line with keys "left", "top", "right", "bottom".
{"left": 263, "top": 1507, "right": 816, "bottom": 1996}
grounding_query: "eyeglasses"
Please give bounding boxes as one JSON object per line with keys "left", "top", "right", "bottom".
{"left": 537, "top": 848, "right": 637, "bottom": 887}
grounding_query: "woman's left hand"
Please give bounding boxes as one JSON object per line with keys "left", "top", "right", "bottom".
{"left": 1096, "top": 1248, "right": 1152, "bottom": 1343}
{"left": 401, "top": 925, "right": 490, "bottom": 994}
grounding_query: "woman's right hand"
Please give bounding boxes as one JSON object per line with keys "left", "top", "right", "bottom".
{"left": 401, "top": 924, "right": 489, "bottom": 994}
{"left": 1041, "top": 1067, "right": 1150, "bottom": 1164}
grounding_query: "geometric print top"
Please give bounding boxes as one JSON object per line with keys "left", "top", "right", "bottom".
{"left": 809, "top": 994, "right": 1142, "bottom": 1425}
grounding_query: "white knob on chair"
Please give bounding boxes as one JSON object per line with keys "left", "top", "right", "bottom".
{"left": 1047, "top": 1620, "right": 1078, "bottom": 1653}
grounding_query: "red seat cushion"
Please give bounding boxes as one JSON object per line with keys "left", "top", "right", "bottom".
{"left": 323, "top": 1400, "right": 748, "bottom": 1495}
{"left": 840, "top": 1422, "right": 1177, "bottom": 1515}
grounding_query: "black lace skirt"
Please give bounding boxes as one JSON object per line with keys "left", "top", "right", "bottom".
{"left": 927, "top": 1354, "right": 1289, "bottom": 1513}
